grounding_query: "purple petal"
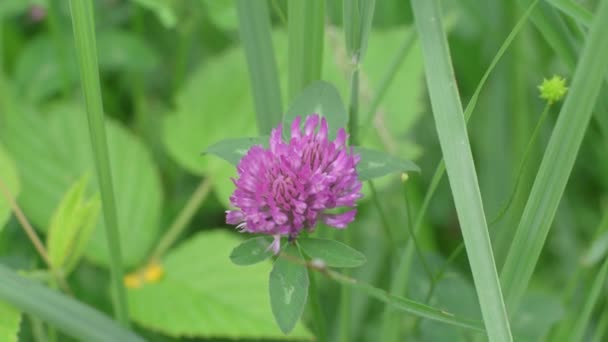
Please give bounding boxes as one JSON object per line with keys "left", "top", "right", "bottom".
{"left": 322, "top": 210, "right": 357, "bottom": 229}
{"left": 291, "top": 116, "right": 302, "bottom": 139}
{"left": 268, "top": 234, "right": 282, "bottom": 254}
{"left": 226, "top": 210, "right": 244, "bottom": 224}
{"left": 304, "top": 114, "right": 320, "bottom": 136}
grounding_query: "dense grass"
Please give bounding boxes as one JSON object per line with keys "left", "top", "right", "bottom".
{"left": 1, "top": 0, "right": 607, "bottom": 341}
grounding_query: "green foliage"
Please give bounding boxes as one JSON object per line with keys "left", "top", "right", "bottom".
{"left": 269, "top": 243, "right": 309, "bottom": 334}
{"left": 47, "top": 175, "right": 100, "bottom": 275}
{"left": 205, "top": 137, "right": 268, "bottom": 166}
{"left": 355, "top": 147, "right": 420, "bottom": 181}
{"left": 0, "top": 105, "right": 162, "bottom": 268}
{"left": 230, "top": 236, "right": 275, "bottom": 266}
{"left": 343, "top": 0, "right": 376, "bottom": 62}
{"left": 0, "top": 301, "right": 21, "bottom": 342}
{"left": 128, "top": 230, "right": 311, "bottom": 339}
{"left": 0, "top": 144, "right": 20, "bottom": 231}
{"left": 131, "top": 0, "right": 176, "bottom": 28}
{"left": 298, "top": 237, "right": 366, "bottom": 268}
{"left": 0, "top": 265, "right": 145, "bottom": 342}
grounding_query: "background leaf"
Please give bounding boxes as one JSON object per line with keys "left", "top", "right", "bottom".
{"left": 0, "top": 301, "right": 21, "bottom": 342}
{"left": 298, "top": 237, "right": 366, "bottom": 268}
{"left": 131, "top": 0, "right": 176, "bottom": 28}
{"left": 283, "top": 80, "right": 348, "bottom": 139}
{"left": 0, "top": 104, "right": 162, "bottom": 268}
{"left": 269, "top": 243, "right": 310, "bottom": 334}
{"left": 128, "top": 230, "right": 312, "bottom": 339}
{"left": 205, "top": 136, "right": 268, "bottom": 166}
{"left": 0, "top": 144, "right": 20, "bottom": 231}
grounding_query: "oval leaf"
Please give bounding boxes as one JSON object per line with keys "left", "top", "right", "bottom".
{"left": 269, "top": 244, "right": 309, "bottom": 334}
{"left": 205, "top": 137, "right": 268, "bottom": 166}
{"left": 354, "top": 147, "right": 420, "bottom": 181}
{"left": 298, "top": 237, "right": 366, "bottom": 268}
{"left": 284, "top": 81, "right": 348, "bottom": 139}
{"left": 230, "top": 236, "right": 275, "bottom": 265}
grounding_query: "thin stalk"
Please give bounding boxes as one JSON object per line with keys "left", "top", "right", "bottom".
{"left": 361, "top": 29, "right": 417, "bottom": 139}
{"left": 68, "top": 0, "right": 128, "bottom": 325}
{"left": 47, "top": 0, "right": 71, "bottom": 98}
{"left": 149, "top": 178, "right": 212, "bottom": 261}
{"left": 30, "top": 315, "right": 49, "bottom": 342}
{"left": 348, "top": 68, "right": 360, "bottom": 146}
{"left": 368, "top": 181, "right": 396, "bottom": 251}
{"left": 489, "top": 103, "right": 551, "bottom": 224}
{"left": 569, "top": 257, "right": 608, "bottom": 342}
{"left": 0, "top": 177, "right": 71, "bottom": 295}
{"left": 591, "top": 305, "right": 608, "bottom": 342}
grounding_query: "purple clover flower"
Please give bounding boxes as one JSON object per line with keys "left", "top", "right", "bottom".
{"left": 226, "top": 114, "right": 363, "bottom": 253}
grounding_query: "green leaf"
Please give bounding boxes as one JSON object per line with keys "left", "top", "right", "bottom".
{"left": 204, "top": 0, "right": 238, "bottom": 30}
{"left": 411, "top": 1, "right": 512, "bottom": 341}
{"left": 236, "top": 0, "right": 283, "bottom": 134}
{"left": 343, "top": 0, "right": 376, "bottom": 61}
{"left": 287, "top": 0, "right": 324, "bottom": 101}
{"left": 298, "top": 237, "right": 366, "bottom": 268}
{"left": 546, "top": 0, "right": 593, "bottom": 27}
{"left": 0, "top": 301, "right": 21, "bottom": 342}
{"left": 0, "top": 104, "right": 162, "bottom": 268}
{"left": 355, "top": 147, "right": 420, "bottom": 181}
{"left": 501, "top": 0, "right": 608, "bottom": 311}
{"left": 230, "top": 236, "right": 275, "bottom": 266}
{"left": 0, "top": 0, "right": 46, "bottom": 19}
{"left": 284, "top": 80, "right": 348, "bottom": 139}
{"left": 0, "top": 265, "right": 144, "bottom": 342}
{"left": 511, "top": 293, "right": 564, "bottom": 341}
{"left": 128, "top": 230, "right": 311, "bottom": 339}
{"left": 205, "top": 136, "right": 268, "bottom": 166}
{"left": 269, "top": 244, "right": 309, "bottom": 334}
{"left": 131, "top": 0, "right": 176, "bottom": 28}
{"left": 0, "top": 144, "right": 20, "bottom": 231}
{"left": 163, "top": 38, "right": 258, "bottom": 207}
{"left": 582, "top": 231, "right": 608, "bottom": 267}
{"left": 97, "top": 30, "right": 160, "bottom": 73}
{"left": 47, "top": 175, "right": 101, "bottom": 275}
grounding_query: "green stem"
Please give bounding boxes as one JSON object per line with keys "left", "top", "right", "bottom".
{"left": 402, "top": 181, "right": 433, "bottom": 279}
{"left": 29, "top": 316, "right": 49, "bottom": 342}
{"left": 150, "top": 178, "right": 213, "bottom": 261}
{"left": 47, "top": 0, "right": 72, "bottom": 98}
{"left": 368, "top": 181, "right": 396, "bottom": 250}
{"left": 68, "top": 0, "right": 129, "bottom": 325}
{"left": 591, "top": 305, "right": 608, "bottom": 342}
{"left": 489, "top": 103, "right": 551, "bottom": 224}
{"left": 307, "top": 268, "right": 327, "bottom": 341}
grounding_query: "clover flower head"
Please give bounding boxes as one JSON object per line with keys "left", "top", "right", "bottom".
{"left": 226, "top": 114, "right": 363, "bottom": 253}
{"left": 538, "top": 75, "right": 568, "bottom": 104}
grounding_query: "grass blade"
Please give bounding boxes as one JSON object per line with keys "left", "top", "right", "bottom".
{"left": 546, "top": 0, "right": 593, "bottom": 27}
{"left": 236, "top": 0, "right": 283, "bottom": 135}
{"left": 0, "top": 265, "right": 144, "bottom": 342}
{"left": 343, "top": 0, "right": 376, "bottom": 63}
{"left": 68, "top": 0, "right": 129, "bottom": 324}
{"left": 500, "top": 0, "right": 608, "bottom": 311}
{"left": 287, "top": 0, "right": 324, "bottom": 102}
{"left": 411, "top": 0, "right": 512, "bottom": 340}
{"left": 568, "top": 257, "right": 608, "bottom": 342}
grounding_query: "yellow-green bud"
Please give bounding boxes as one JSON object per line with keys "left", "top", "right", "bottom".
{"left": 538, "top": 75, "right": 568, "bottom": 104}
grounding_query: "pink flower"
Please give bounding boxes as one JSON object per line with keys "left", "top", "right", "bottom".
{"left": 226, "top": 114, "right": 362, "bottom": 253}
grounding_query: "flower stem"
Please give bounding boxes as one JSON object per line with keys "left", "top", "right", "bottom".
{"left": 68, "top": 0, "right": 128, "bottom": 325}
{"left": 348, "top": 67, "right": 360, "bottom": 146}
{"left": 368, "top": 181, "right": 396, "bottom": 251}
{"left": 150, "top": 178, "right": 213, "bottom": 261}
{"left": 307, "top": 266, "right": 327, "bottom": 341}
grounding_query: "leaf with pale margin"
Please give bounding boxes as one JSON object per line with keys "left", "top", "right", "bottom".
{"left": 270, "top": 244, "right": 309, "bottom": 334}
{"left": 230, "top": 236, "right": 275, "bottom": 266}
{"left": 284, "top": 81, "right": 348, "bottom": 139}
{"left": 355, "top": 147, "right": 420, "bottom": 181}
{"left": 128, "top": 230, "right": 311, "bottom": 339}
{"left": 0, "top": 301, "right": 21, "bottom": 342}
{"left": 205, "top": 137, "right": 268, "bottom": 166}
{"left": 0, "top": 103, "right": 162, "bottom": 268}
{"left": 0, "top": 144, "right": 20, "bottom": 232}
{"left": 298, "top": 237, "right": 366, "bottom": 268}
{"left": 47, "top": 175, "right": 100, "bottom": 275}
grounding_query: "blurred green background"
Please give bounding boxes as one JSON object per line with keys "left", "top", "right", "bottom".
{"left": 1, "top": 0, "right": 607, "bottom": 341}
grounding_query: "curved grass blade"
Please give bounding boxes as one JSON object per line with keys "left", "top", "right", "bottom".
{"left": 500, "top": 0, "right": 608, "bottom": 311}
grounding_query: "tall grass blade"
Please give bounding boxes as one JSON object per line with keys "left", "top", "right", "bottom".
{"left": 343, "top": 0, "right": 376, "bottom": 63}
{"left": 568, "top": 257, "right": 608, "bottom": 342}
{"left": 500, "top": 0, "right": 608, "bottom": 312}
{"left": 236, "top": 0, "right": 283, "bottom": 135}
{"left": 0, "top": 265, "right": 144, "bottom": 342}
{"left": 411, "top": 0, "right": 512, "bottom": 340}
{"left": 546, "top": 0, "right": 592, "bottom": 27}
{"left": 68, "top": 0, "right": 129, "bottom": 324}
{"left": 287, "top": 0, "right": 324, "bottom": 102}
